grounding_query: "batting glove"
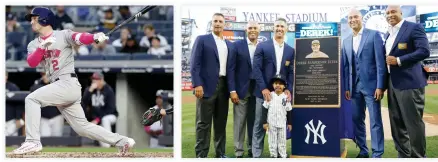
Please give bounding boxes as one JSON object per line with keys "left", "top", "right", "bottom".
{"left": 93, "top": 32, "right": 109, "bottom": 43}
{"left": 39, "top": 37, "right": 56, "bottom": 49}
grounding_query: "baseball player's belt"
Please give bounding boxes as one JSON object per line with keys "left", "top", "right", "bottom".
{"left": 54, "top": 73, "right": 77, "bottom": 82}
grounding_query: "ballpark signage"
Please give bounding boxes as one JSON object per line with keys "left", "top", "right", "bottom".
{"left": 292, "top": 32, "right": 342, "bottom": 157}
{"left": 420, "top": 12, "right": 438, "bottom": 44}
{"left": 420, "top": 12, "right": 438, "bottom": 33}
{"left": 292, "top": 109, "right": 340, "bottom": 157}
{"left": 295, "top": 23, "right": 338, "bottom": 38}
{"left": 340, "top": 5, "right": 417, "bottom": 40}
{"left": 242, "top": 12, "right": 328, "bottom": 23}
{"left": 426, "top": 33, "right": 438, "bottom": 43}
{"left": 224, "top": 21, "right": 295, "bottom": 32}
{"left": 220, "top": 7, "right": 237, "bottom": 21}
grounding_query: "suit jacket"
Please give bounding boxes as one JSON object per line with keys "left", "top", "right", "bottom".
{"left": 190, "top": 33, "right": 234, "bottom": 98}
{"left": 253, "top": 40, "right": 295, "bottom": 99}
{"left": 227, "top": 39, "right": 255, "bottom": 99}
{"left": 342, "top": 28, "right": 387, "bottom": 95}
{"left": 384, "top": 21, "right": 430, "bottom": 90}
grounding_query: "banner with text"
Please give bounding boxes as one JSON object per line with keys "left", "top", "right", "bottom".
{"left": 295, "top": 23, "right": 338, "bottom": 38}
{"left": 420, "top": 12, "right": 438, "bottom": 59}
{"left": 420, "top": 11, "right": 438, "bottom": 33}
{"left": 224, "top": 21, "right": 295, "bottom": 32}
{"left": 241, "top": 12, "right": 329, "bottom": 23}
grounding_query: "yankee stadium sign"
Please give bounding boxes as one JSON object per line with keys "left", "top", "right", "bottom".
{"left": 242, "top": 12, "right": 328, "bottom": 23}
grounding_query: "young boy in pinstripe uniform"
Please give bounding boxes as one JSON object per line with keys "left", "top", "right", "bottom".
{"left": 262, "top": 74, "right": 292, "bottom": 158}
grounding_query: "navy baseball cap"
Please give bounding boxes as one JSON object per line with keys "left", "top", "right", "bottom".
{"left": 7, "top": 13, "right": 16, "bottom": 21}
{"left": 270, "top": 74, "right": 287, "bottom": 88}
{"left": 91, "top": 72, "right": 104, "bottom": 80}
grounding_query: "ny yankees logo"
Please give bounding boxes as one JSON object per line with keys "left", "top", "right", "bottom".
{"left": 304, "top": 119, "right": 327, "bottom": 144}
{"left": 282, "top": 98, "right": 287, "bottom": 106}
{"left": 91, "top": 93, "right": 105, "bottom": 107}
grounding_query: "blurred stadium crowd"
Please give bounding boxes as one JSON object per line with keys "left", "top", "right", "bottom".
{"left": 6, "top": 5, "right": 174, "bottom": 61}
{"left": 424, "top": 60, "right": 438, "bottom": 70}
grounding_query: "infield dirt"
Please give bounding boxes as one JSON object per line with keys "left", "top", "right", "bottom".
{"left": 6, "top": 152, "right": 173, "bottom": 158}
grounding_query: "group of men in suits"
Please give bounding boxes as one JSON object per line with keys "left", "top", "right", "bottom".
{"left": 343, "top": 6, "right": 429, "bottom": 158}
{"left": 190, "top": 5, "right": 430, "bottom": 158}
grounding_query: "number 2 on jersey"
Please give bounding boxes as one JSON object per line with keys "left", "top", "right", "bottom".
{"left": 52, "top": 59, "right": 59, "bottom": 71}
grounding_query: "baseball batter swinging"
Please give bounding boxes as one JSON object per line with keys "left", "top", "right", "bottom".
{"left": 12, "top": 7, "right": 135, "bottom": 155}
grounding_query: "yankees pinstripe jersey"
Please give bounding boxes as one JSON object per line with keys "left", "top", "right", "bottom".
{"left": 263, "top": 92, "right": 292, "bottom": 128}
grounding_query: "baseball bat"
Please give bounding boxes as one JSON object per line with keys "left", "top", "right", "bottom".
{"left": 94, "top": 5, "right": 157, "bottom": 43}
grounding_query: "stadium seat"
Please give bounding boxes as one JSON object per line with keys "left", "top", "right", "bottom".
{"left": 115, "top": 47, "right": 122, "bottom": 52}
{"left": 161, "top": 54, "right": 173, "bottom": 60}
{"left": 6, "top": 46, "right": 26, "bottom": 61}
{"left": 125, "top": 23, "right": 141, "bottom": 32}
{"left": 110, "top": 31, "right": 121, "bottom": 40}
{"left": 6, "top": 32, "right": 27, "bottom": 48}
{"left": 159, "top": 30, "right": 173, "bottom": 40}
{"left": 135, "top": 35, "right": 144, "bottom": 43}
{"left": 168, "top": 37, "right": 174, "bottom": 45}
{"left": 16, "top": 47, "right": 27, "bottom": 61}
{"left": 165, "top": 21, "right": 173, "bottom": 29}
{"left": 75, "top": 55, "right": 105, "bottom": 60}
{"left": 136, "top": 32, "right": 145, "bottom": 37}
{"left": 20, "top": 22, "right": 35, "bottom": 44}
{"left": 131, "top": 54, "right": 159, "bottom": 60}
{"left": 104, "top": 54, "right": 131, "bottom": 60}
{"left": 6, "top": 46, "right": 12, "bottom": 60}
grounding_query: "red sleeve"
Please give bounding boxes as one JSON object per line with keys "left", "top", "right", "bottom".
{"left": 94, "top": 117, "right": 101, "bottom": 123}
{"left": 144, "top": 126, "right": 152, "bottom": 134}
{"left": 27, "top": 48, "right": 46, "bottom": 68}
{"left": 71, "top": 32, "right": 95, "bottom": 45}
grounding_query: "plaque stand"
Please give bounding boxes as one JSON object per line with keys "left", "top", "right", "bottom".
{"left": 290, "top": 36, "right": 344, "bottom": 158}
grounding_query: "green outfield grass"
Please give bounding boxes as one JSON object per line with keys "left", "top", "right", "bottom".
{"left": 182, "top": 89, "right": 438, "bottom": 158}
{"left": 5, "top": 147, "right": 173, "bottom": 153}
{"left": 381, "top": 84, "right": 438, "bottom": 114}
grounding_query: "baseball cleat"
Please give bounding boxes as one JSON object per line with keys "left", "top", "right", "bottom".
{"left": 11, "top": 141, "right": 43, "bottom": 155}
{"left": 116, "top": 138, "right": 135, "bottom": 156}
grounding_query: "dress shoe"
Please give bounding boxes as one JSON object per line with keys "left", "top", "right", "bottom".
{"left": 356, "top": 154, "right": 369, "bottom": 158}
{"left": 216, "top": 154, "right": 228, "bottom": 158}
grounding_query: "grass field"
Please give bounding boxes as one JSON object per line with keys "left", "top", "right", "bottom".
{"left": 381, "top": 84, "right": 438, "bottom": 114}
{"left": 181, "top": 84, "right": 438, "bottom": 158}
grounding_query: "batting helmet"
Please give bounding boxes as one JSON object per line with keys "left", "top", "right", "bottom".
{"left": 25, "top": 7, "right": 54, "bottom": 26}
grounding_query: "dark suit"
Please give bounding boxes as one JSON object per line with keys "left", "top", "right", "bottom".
{"left": 342, "top": 28, "right": 386, "bottom": 157}
{"left": 384, "top": 20, "right": 430, "bottom": 158}
{"left": 190, "top": 33, "right": 234, "bottom": 158}
{"left": 227, "top": 39, "right": 257, "bottom": 157}
{"left": 252, "top": 40, "right": 294, "bottom": 157}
